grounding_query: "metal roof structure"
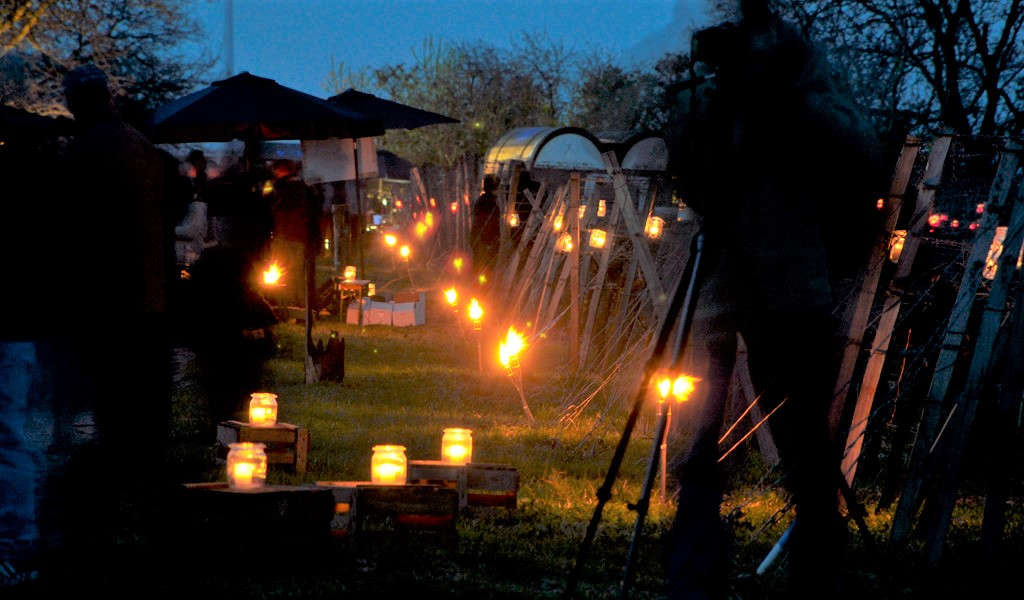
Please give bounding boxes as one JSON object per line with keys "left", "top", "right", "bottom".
{"left": 484, "top": 127, "right": 605, "bottom": 175}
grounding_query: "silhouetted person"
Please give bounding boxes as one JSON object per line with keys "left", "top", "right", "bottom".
{"left": 470, "top": 174, "right": 501, "bottom": 287}
{"left": 665, "top": 2, "right": 883, "bottom": 597}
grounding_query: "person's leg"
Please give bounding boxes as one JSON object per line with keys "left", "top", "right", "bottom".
{"left": 742, "top": 309, "right": 844, "bottom": 594}
{"left": 667, "top": 311, "right": 737, "bottom": 600}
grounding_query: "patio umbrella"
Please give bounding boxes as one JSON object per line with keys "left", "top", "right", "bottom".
{"left": 326, "top": 88, "right": 458, "bottom": 130}
{"left": 151, "top": 72, "right": 384, "bottom": 143}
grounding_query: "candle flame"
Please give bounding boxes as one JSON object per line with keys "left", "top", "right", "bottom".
{"left": 499, "top": 326, "right": 525, "bottom": 368}
{"left": 656, "top": 377, "right": 672, "bottom": 401}
{"left": 444, "top": 287, "right": 458, "bottom": 306}
{"left": 262, "top": 261, "right": 283, "bottom": 285}
{"left": 453, "top": 257, "right": 464, "bottom": 272}
{"left": 553, "top": 215, "right": 563, "bottom": 231}
{"left": 671, "top": 375, "right": 697, "bottom": 402}
{"left": 450, "top": 201, "right": 458, "bottom": 214}
{"left": 508, "top": 212, "right": 519, "bottom": 228}
{"left": 399, "top": 245, "right": 411, "bottom": 259}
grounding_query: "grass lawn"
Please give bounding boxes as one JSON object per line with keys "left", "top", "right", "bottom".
{"left": 19, "top": 255, "right": 1020, "bottom": 599}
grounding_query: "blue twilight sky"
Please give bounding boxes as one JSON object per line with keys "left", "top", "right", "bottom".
{"left": 187, "top": 0, "right": 717, "bottom": 97}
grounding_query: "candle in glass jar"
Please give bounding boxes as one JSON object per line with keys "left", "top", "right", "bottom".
{"left": 371, "top": 445, "right": 407, "bottom": 484}
{"left": 442, "top": 428, "right": 473, "bottom": 464}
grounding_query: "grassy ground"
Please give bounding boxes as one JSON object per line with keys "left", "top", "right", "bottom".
{"left": 15, "top": 252, "right": 1022, "bottom": 599}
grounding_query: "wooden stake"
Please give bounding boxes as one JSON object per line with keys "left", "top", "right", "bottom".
{"left": 569, "top": 173, "right": 581, "bottom": 369}
{"left": 924, "top": 163, "right": 1024, "bottom": 565}
{"left": 828, "top": 137, "right": 922, "bottom": 437}
{"left": 891, "top": 142, "right": 1020, "bottom": 545}
{"left": 840, "top": 135, "right": 952, "bottom": 488}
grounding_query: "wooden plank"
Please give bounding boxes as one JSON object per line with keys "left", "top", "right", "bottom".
{"left": 601, "top": 152, "right": 667, "bottom": 312}
{"left": 828, "top": 137, "right": 922, "bottom": 436}
{"left": 218, "top": 421, "right": 300, "bottom": 444}
{"left": 579, "top": 184, "right": 623, "bottom": 367}
{"left": 497, "top": 161, "right": 523, "bottom": 273}
{"left": 923, "top": 166, "right": 1024, "bottom": 565}
{"left": 501, "top": 182, "right": 547, "bottom": 293}
{"left": 891, "top": 142, "right": 1020, "bottom": 545}
{"left": 735, "top": 338, "right": 780, "bottom": 466}
{"left": 569, "top": 173, "right": 582, "bottom": 368}
{"left": 840, "top": 135, "right": 953, "bottom": 488}
{"left": 510, "top": 187, "right": 565, "bottom": 321}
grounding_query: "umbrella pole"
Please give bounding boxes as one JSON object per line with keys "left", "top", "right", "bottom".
{"left": 353, "top": 142, "right": 365, "bottom": 280}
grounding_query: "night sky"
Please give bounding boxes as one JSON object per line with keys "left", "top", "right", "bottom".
{"left": 187, "top": 0, "right": 712, "bottom": 96}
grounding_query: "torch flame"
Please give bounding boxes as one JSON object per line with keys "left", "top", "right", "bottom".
{"left": 499, "top": 326, "right": 526, "bottom": 368}
{"left": 468, "top": 298, "right": 483, "bottom": 323}
{"left": 384, "top": 234, "right": 398, "bottom": 248}
{"left": 671, "top": 375, "right": 697, "bottom": 402}
{"left": 399, "top": 245, "right": 411, "bottom": 260}
{"left": 262, "top": 261, "right": 283, "bottom": 286}
{"left": 444, "top": 287, "right": 458, "bottom": 306}
{"left": 453, "top": 257, "right": 464, "bottom": 272}
{"left": 656, "top": 377, "right": 672, "bottom": 401}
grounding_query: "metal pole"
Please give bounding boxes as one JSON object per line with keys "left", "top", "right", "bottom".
{"left": 353, "top": 141, "right": 365, "bottom": 280}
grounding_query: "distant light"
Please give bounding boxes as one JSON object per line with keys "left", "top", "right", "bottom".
{"left": 876, "top": 198, "right": 885, "bottom": 210}
{"left": 399, "top": 244, "right": 411, "bottom": 260}
{"left": 976, "top": 203, "right": 985, "bottom": 214}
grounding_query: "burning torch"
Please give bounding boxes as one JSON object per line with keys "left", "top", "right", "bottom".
{"left": 499, "top": 326, "right": 535, "bottom": 425}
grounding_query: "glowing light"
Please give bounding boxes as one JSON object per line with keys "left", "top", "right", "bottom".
{"left": 645, "top": 216, "right": 665, "bottom": 239}
{"left": 249, "top": 392, "right": 278, "bottom": 427}
{"left": 976, "top": 203, "right": 985, "bottom": 214}
{"left": 343, "top": 265, "right": 357, "bottom": 281}
{"left": 371, "top": 445, "right": 407, "bottom": 484}
{"left": 395, "top": 200, "right": 404, "bottom": 209}
{"left": 969, "top": 222, "right": 979, "bottom": 231}
{"left": 578, "top": 205, "right": 587, "bottom": 220}
{"left": 399, "top": 244, "right": 411, "bottom": 260}
{"left": 415, "top": 221, "right": 428, "bottom": 238}
{"left": 876, "top": 198, "right": 885, "bottom": 210}
{"left": 597, "top": 199, "right": 607, "bottom": 217}
{"left": 498, "top": 326, "right": 526, "bottom": 369}
{"left": 441, "top": 428, "right": 473, "bottom": 465}
{"left": 508, "top": 212, "right": 520, "bottom": 228}
{"left": 429, "top": 198, "right": 437, "bottom": 208}
{"left": 553, "top": 215, "right": 564, "bottom": 231}
{"left": 453, "top": 257, "right": 464, "bottom": 273}
{"left": 656, "top": 377, "right": 672, "bottom": 401}
{"left": 444, "top": 287, "right": 458, "bottom": 307}
{"left": 558, "top": 232, "right": 573, "bottom": 253}
{"left": 589, "top": 229, "right": 607, "bottom": 249}
{"left": 671, "top": 376, "right": 697, "bottom": 402}
{"left": 425, "top": 212, "right": 435, "bottom": 227}
{"left": 478, "top": 274, "right": 487, "bottom": 284}
{"left": 262, "top": 261, "right": 283, "bottom": 286}
{"left": 468, "top": 298, "right": 483, "bottom": 325}
{"left": 384, "top": 234, "right": 398, "bottom": 248}
{"left": 450, "top": 201, "right": 458, "bottom": 214}
{"left": 984, "top": 226, "right": 1007, "bottom": 280}
{"left": 889, "top": 230, "right": 907, "bottom": 263}
{"left": 323, "top": 237, "right": 330, "bottom": 250}
{"left": 951, "top": 219, "right": 960, "bottom": 229}
{"left": 227, "top": 442, "right": 267, "bottom": 490}
{"left": 261, "top": 180, "right": 274, "bottom": 196}
{"left": 927, "top": 214, "right": 942, "bottom": 228}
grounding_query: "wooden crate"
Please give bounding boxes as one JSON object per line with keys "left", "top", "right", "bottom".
{"left": 314, "top": 481, "right": 458, "bottom": 535}
{"left": 407, "top": 461, "right": 519, "bottom": 509}
{"left": 216, "top": 420, "right": 310, "bottom": 473}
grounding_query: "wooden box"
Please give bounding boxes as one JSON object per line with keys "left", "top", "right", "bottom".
{"left": 407, "top": 461, "right": 519, "bottom": 509}
{"left": 314, "top": 481, "right": 458, "bottom": 535}
{"left": 216, "top": 420, "right": 310, "bottom": 473}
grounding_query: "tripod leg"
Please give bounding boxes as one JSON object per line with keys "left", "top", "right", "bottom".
{"left": 621, "top": 408, "right": 670, "bottom": 599}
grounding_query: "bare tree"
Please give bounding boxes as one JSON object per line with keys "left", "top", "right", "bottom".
{"left": 777, "top": 0, "right": 1024, "bottom": 136}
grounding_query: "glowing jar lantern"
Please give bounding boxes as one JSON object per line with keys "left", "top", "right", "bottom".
{"left": 371, "top": 445, "right": 407, "bottom": 484}
{"left": 343, "top": 265, "right": 357, "bottom": 281}
{"left": 441, "top": 428, "right": 473, "bottom": 465}
{"left": 645, "top": 216, "right": 665, "bottom": 239}
{"left": 889, "top": 230, "right": 907, "bottom": 263}
{"left": 384, "top": 233, "right": 398, "bottom": 248}
{"left": 367, "top": 283, "right": 376, "bottom": 296}
{"left": 399, "top": 244, "right": 411, "bottom": 260}
{"left": 508, "top": 212, "right": 520, "bottom": 228}
{"left": 444, "top": 287, "right": 458, "bottom": 307}
{"left": 876, "top": 198, "right": 885, "bottom": 210}
{"left": 578, "top": 205, "right": 587, "bottom": 220}
{"left": 589, "top": 229, "right": 607, "bottom": 249}
{"left": 453, "top": 257, "right": 464, "bottom": 273}
{"left": 468, "top": 298, "right": 483, "bottom": 330}
{"left": 553, "top": 214, "right": 564, "bottom": 232}
{"left": 261, "top": 180, "right": 274, "bottom": 196}
{"left": 248, "top": 392, "right": 278, "bottom": 427}
{"left": 262, "top": 261, "right": 283, "bottom": 286}
{"left": 450, "top": 201, "right": 458, "bottom": 214}
{"left": 227, "top": 442, "right": 267, "bottom": 490}
{"left": 597, "top": 199, "right": 607, "bottom": 217}
{"left": 557, "top": 232, "right": 574, "bottom": 253}
{"left": 654, "top": 374, "right": 698, "bottom": 403}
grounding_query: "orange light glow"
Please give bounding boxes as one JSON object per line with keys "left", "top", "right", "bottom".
{"left": 508, "top": 212, "right": 519, "bottom": 228}
{"left": 478, "top": 274, "right": 487, "bottom": 284}
{"left": 558, "top": 232, "right": 573, "bottom": 253}
{"left": 889, "top": 230, "right": 907, "bottom": 263}
{"left": 671, "top": 376, "right": 697, "bottom": 402}
{"left": 395, "top": 200, "right": 404, "bottom": 209}
{"left": 384, "top": 234, "right": 398, "bottom": 248}
{"left": 399, "top": 244, "right": 411, "bottom": 260}
{"left": 498, "top": 326, "right": 526, "bottom": 369}
{"left": 453, "top": 257, "right": 464, "bottom": 273}
{"left": 927, "top": 214, "right": 942, "bottom": 228}
{"left": 444, "top": 287, "right": 458, "bottom": 306}
{"left": 425, "top": 212, "right": 435, "bottom": 227}
{"left": 450, "top": 201, "right": 458, "bottom": 214}
{"left": 415, "top": 221, "right": 428, "bottom": 238}
{"left": 645, "top": 216, "right": 665, "bottom": 239}
{"left": 876, "top": 198, "right": 884, "bottom": 210}
{"left": 951, "top": 219, "right": 960, "bottom": 229}
{"left": 597, "top": 199, "right": 607, "bottom": 217}
{"left": 656, "top": 377, "right": 672, "bottom": 402}
{"left": 262, "top": 261, "right": 283, "bottom": 286}
{"left": 468, "top": 298, "right": 483, "bottom": 324}
{"left": 976, "top": 203, "right": 985, "bottom": 214}
{"left": 589, "top": 229, "right": 607, "bottom": 248}
{"left": 343, "top": 265, "right": 357, "bottom": 281}
{"left": 553, "top": 215, "right": 564, "bottom": 231}
{"left": 578, "top": 205, "right": 587, "bottom": 220}
{"left": 262, "top": 180, "right": 274, "bottom": 196}
{"left": 429, "top": 197, "right": 436, "bottom": 208}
